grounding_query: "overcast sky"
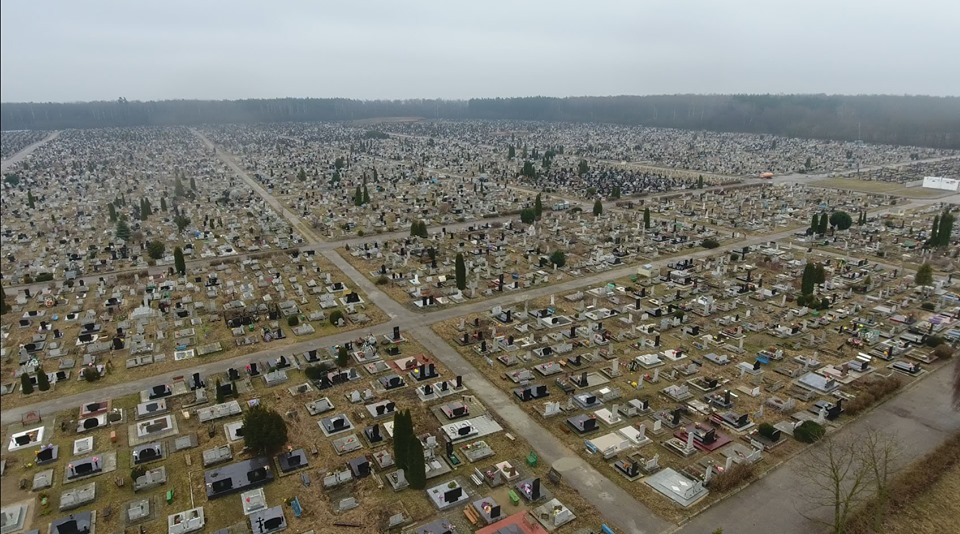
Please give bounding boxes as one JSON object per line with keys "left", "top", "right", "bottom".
{"left": 1, "top": 0, "right": 957, "bottom": 102}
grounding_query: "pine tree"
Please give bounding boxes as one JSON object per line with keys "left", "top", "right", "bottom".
{"left": 936, "top": 210, "right": 955, "bottom": 247}
{"left": 811, "top": 213, "right": 820, "bottom": 234}
{"left": 507, "top": 145, "right": 516, "bottom": 159}
{"left": 190, "top": 176, "right": 197, "bottom": 190}
{"left": 108, "top": 203, "right": 117, "bottom": 222}
{"left": 801, "top": 262, "right": 816, "bottom": 297}
{"left": 337, "top": 345, "right": 349, "bottom": 368}
{"left": 27, "top": 190, "right": 35, "bottom": 209}
{"left": 297, "top": 168, "right": 306, "bottom": 182}
{"left": 817, "top": 212, "right": 829, "bottom": 235}
{"left": 160, "top": 197, "right": 167, "bottom": 212}
{"left": 593, "top": 199, "right": 603, "bottom": 217}
{"left": 21, "top": 372, "right": 33, "bottom": 394}
{"left": 174, "top": 247, "right": 186, "bottom": 275}
{"left": 644, "top": 207, "right": 651, "bottom": 229}
{"left": 455, "top": 253, "right": 466, "bottom": 291}
{"left": 354, "top": 185, "right": 363, "bottom": 206}
{"left": 578, "top": 160, "right": 589, "bottom": 176}
{"left": 534, "top": 193, "right": 543, "bottom": 219}
{"left": 406, "top": 431, "right": 427, "bottom": 489}
{"left": 393, "top": 410, "right": 410, "bottom": 471}
{"left": 929, "top": 214, "right": 940, "bottom": 246}
{"left": 36, "top": 365, "right": 50, "bottom": 391}
{"left": 363, "top": 183, "right": 370, "bottom": 204}
{"left": 915, "top": 263, "right": 934, "bottom": 286}
{"left": 116, "top": 218, "right": 131, "bottom": 241}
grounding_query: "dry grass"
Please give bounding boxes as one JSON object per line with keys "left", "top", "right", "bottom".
{"left": 872, "top": 463, "right": 960, "bottom": 534}
{"left": 845, "top": 432, "right": 960, "bottom": 534}
{"left": 844, "top": 376, "right": 902, "bottom": 417}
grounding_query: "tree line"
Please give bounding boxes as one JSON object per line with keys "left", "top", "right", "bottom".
{"left": 2, "top": 94, "right": 958, "bottom": 148}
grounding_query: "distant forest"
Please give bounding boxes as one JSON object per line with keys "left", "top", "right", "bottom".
{"left": 2, "top": 94, "right": 958, "bottom": 148}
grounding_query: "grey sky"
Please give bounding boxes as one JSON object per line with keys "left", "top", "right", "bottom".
{"left": 1, "top": 0, "right": 957, "bottom": 102}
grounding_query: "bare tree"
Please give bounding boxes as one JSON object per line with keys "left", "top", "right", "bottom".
{"left": 796, "top": 433, "right": 874, "bottom": 534}
{"left": 858, "top": 429, "right": 902, "bottom": 533}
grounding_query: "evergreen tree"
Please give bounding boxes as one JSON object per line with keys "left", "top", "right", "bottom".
{"left": 116, "top": 218, "right": 131, "bottom": 241}
{"left": 362, "top": 183, "right": 370, "bottom": 204}
{"left": 929, "top": 214, "right": 940, "bottom": 246}
{"left": 814, "top": 263, "right": 826, "bottom": 285}
{"left": 521, "top": 161, "right": 535, "bottom": 178}
{"left": 242, "top": 405, "right": 288, "bottom": 455}
{"left": 507, "top": 145, "right": 516, "bottom": 159}
{"left": 406, "top": 432, "right": 427, "bottom": 489}
{"left": 549, "top": 250, "right": 566, "bottom": 268}
{"left": 27, "top": 190, "right": 35, "bottom": 209}
{"left": 520, "top": 208, "right": 536, "bottom": 224}
{"left": 811, "top": 213, "right": 819, "bottom": 234}
{"left": 410, "top": 221, "right": 419, "bottom": 237}
{"left": 297, "top": 168, "right": 306, "bottom": 182}
{"left": 644, "top": 207, "right": 651, "bottom": 229}
{"left": 801, "top": 262, "right": 816, "bottom": 297}
{"left": 578, "top": 160, "right": 589, "bottom": 176}
{"left": 160, "top": 197, "right": 167, "bottom": 212}
{"left": 147, "top": 240, "right": 166, "bottom": 260}
{"left": 534, "top": 193, "right": 543, "bottom": 219}
{"left": 697, "top": 175, "right": 705, "bottom": 189}
{"left": 817, "top": 212, "right": 829, "bottom": 235}
{"left": 337, "top": 345, "right": 350, "bottom": 368}
{"left": 36, "top": 365, "right": 50, "bottom": 391}
{"left": 0, "top": 285, "right": 8, "bottom": 315}
{"left": 455, "top": 253, "right": 466, "bottom": 291}
{"left": 611, "top": 185, "right": 621, "bottom": 199}
{"left": 936, "top": 210, "right": 955, "bottom": 247}
{"left": 174, "top": 247, "right": 186, "bottom": 275}
{"left": 354, "top": 185, "right": 363, "bottom": 206}
{"left": 829, "top": 211, "right": 852, "bottom": 230}
{"left": 915, "top": 263, "right": 934, "bottom": 286}
{"left": 393, "top": 410, "right": 410, "bottom": 471}
{"left": 190, "top": 176, "right": 197, "bottom": 190}
{"left": 593, "top": 199, "right": 603, "bottom": 217}
{"left": 21, "top": 372, "right": 33, "bottom": 394}
{"left": 108, "top": 203, "right": 117, "bottom": 222}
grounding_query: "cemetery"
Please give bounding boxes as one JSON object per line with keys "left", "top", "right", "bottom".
{"left": 432, "top": 213, "right": 958, "bottom": 521}
{"left": 0, "top": 120, "right": 957, "bottom": 534}
{"left": 0, "top": 323, "right": 607, "bottom": 534}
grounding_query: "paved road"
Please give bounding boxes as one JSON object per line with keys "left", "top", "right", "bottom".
{"left": 1, "top": 130, "right": 60, "bottom": 172}
{"left": 671, "top": 361, "right": 960, "bottom": 534}
{"left": 192, "top": 129, "right": 324, "bottom": 245}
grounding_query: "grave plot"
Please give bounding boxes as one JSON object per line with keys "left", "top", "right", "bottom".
{"left": 433, "top": 241, "right": 955, "bottom": 522}
{"left": 0, "top": 340, "right": 607, "bottom": 534}
{"left": 0, "top": 249, "right": 388, "bottom": 412}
